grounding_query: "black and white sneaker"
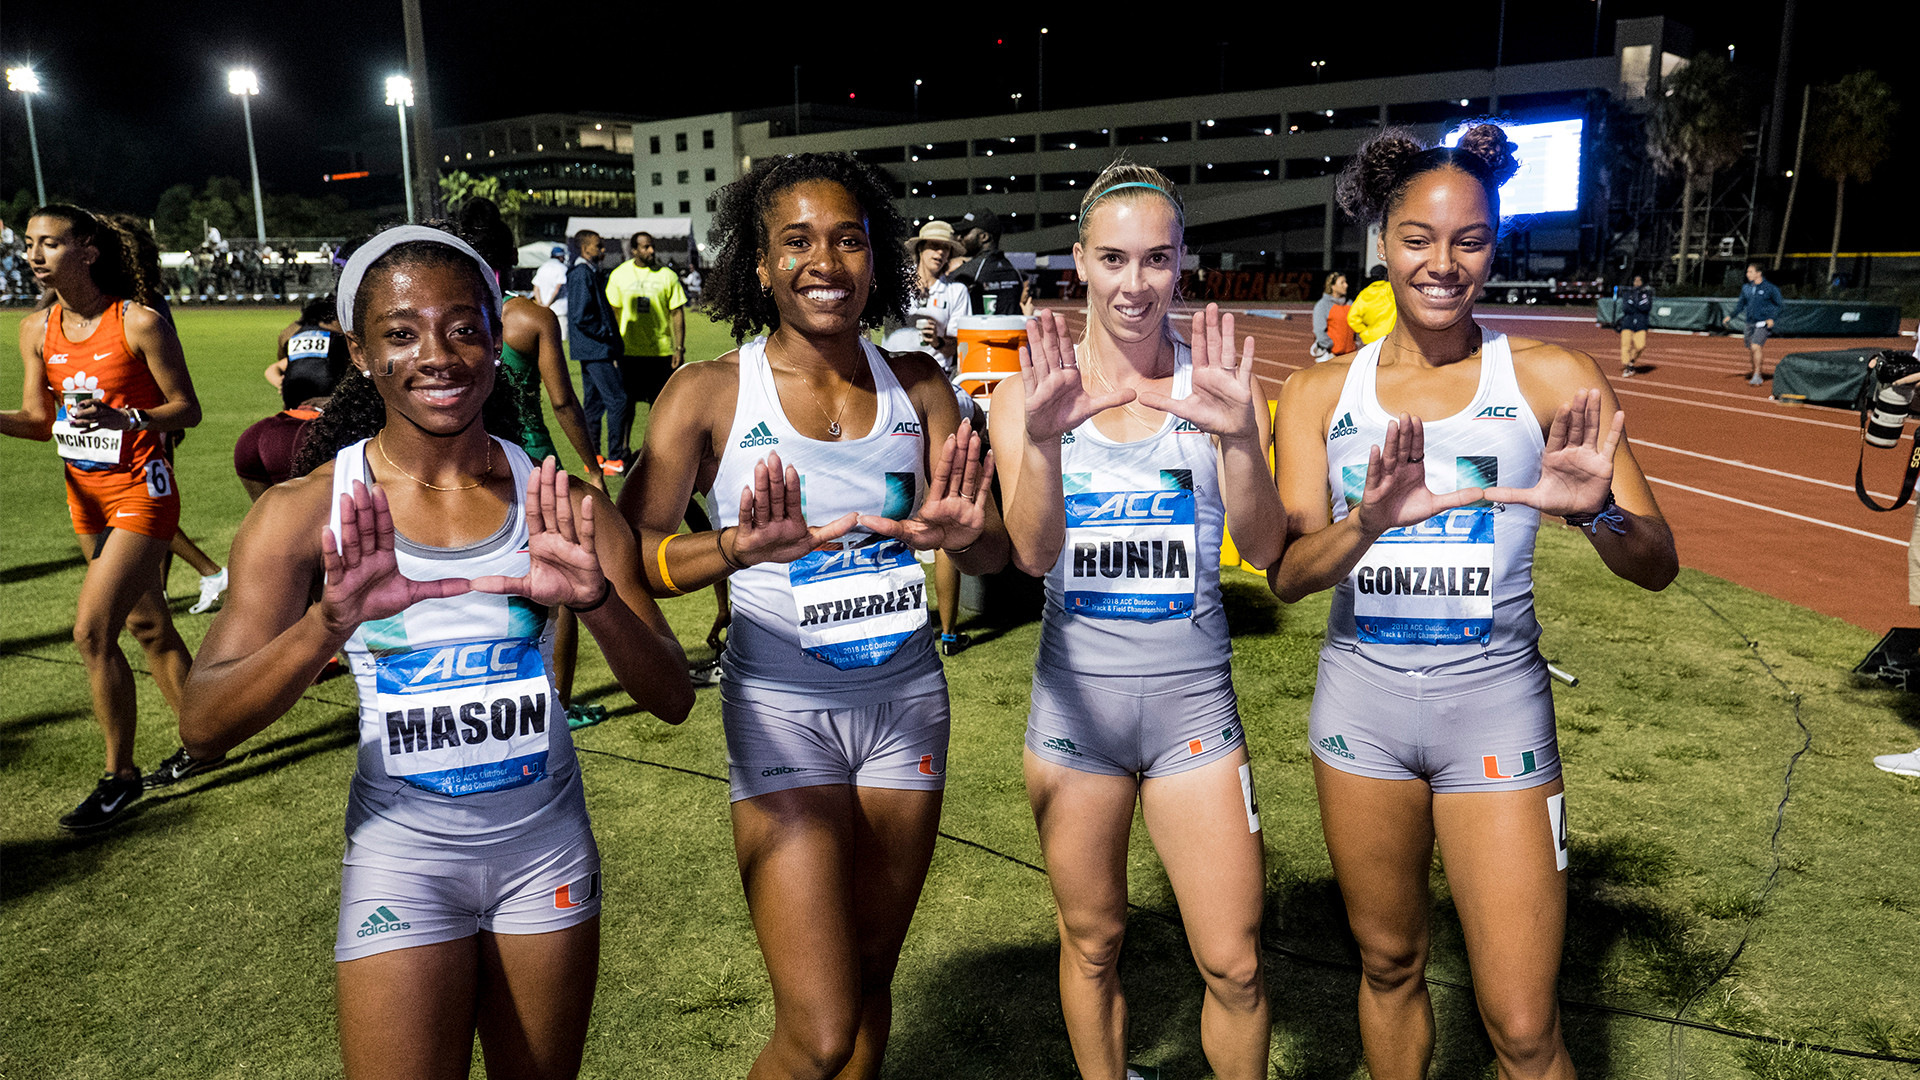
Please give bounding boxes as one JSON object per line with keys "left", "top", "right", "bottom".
{"left": 142, "top": 746, "right": 226, "bottom": 789}
{"left": 58, "top": 774, "right": 143, "bottom": 832}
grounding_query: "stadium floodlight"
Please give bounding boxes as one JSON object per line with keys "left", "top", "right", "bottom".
{"left": 386, "top": 76, "right": 417, "bottom": 223}
{"left": 228, "top": 68, "right": 268, "bottom": 244}
{"left": 7, "top": 66, "right": 47, "bottom": 206}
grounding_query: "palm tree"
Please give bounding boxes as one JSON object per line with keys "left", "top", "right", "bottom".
{"left": 1647, "top": 53, "right": 1749, "bottom": 286}
{"left": 1813, "top": 71, "right": 1898, "bottom": 287}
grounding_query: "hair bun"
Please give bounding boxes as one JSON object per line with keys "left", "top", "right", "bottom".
{"left": 1455, "top": 123, "right": 1519, "bottom": 187}
{"left": 1336, "top": 129, "right": 1423, "bottom": 224}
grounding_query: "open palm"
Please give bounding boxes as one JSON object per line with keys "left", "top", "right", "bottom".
{"left": 320, "top": 481, "right": 470, "bottom": 630}
{"left": 1021, "top": 308, "right": 1133, "bottom": 442}
{"left": 728, "top": 451, "right": 858, "bottom": 566}
{"left": 1354, "top": 416, "right": 1485, "bottom": 536}
{"left": 471, "top": 458, "right": 606, "bottom": 608}
{"left": 860, "top": 418, "right": 994, "bottom": 551}
{"left": 1484, "top": 389, "right": 1621, "bottom": 517}
{"left": 1138, "top": 304, "right": 1260, "bottom": 441}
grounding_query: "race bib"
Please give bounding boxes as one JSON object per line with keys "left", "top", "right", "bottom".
{"left": 1062, "top": 488, "right": 1197, "bottom": 621}
{"left": 287, "top": 330, "right": 332, "bottom": 360}
{"left": 371, "top": 637, "right": 552, "bottom": 796}
{"left": 1351, "top": 506, "right": 1495, "bottom": 645}
{"left": 53, "top": 389, "right": 125, "bottom": 465}
{"left": 789, "top": 538, "right": 929, "bottom": 669}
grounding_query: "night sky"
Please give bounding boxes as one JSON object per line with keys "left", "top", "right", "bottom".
{"left": 2, "top": 0, "right": 1913, "bottom": 247}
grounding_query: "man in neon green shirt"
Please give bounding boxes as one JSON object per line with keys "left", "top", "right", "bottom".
{"left": 605, "top": 232, "right": 688, "bottom": 452}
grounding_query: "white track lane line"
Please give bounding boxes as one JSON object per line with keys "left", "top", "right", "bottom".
{"left": 1646, "top": 476, "right": 1907, "bottom": 546}
{"left": 1636, "top": 439, "right": 1897, "bottom": 500}
{"left": 1613, "top": 387, "right": 1861, "bottom": 431}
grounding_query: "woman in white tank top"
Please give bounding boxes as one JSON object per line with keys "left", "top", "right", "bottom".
{"left": 989, "top": 164, "right": 1285, "bottom": 1080}
{"left": 1271, "top": 127, "right": 1677, "bottom": 1079}
{"left": 178, "top": 226, "right": 692, "bottom": 1079}
{"left": 617, "top": 154, "right": 1007, "bottom": 1079}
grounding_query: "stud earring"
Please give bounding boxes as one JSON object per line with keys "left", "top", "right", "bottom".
{"left": 361, "top": 369, "right": 371, "bottom": 379}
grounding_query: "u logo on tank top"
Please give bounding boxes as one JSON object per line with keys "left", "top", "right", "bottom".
{"left": 373, "top": 636, "right": 552, "bottom": 796}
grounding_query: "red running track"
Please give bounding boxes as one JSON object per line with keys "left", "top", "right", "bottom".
{"left": 1034, "top": 302, "right": 1918, "bottom": 633}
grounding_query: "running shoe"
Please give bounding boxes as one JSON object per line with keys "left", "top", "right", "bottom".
{"left": 1126, "top": 1067, "right": 1162, "bottom": 1080}
{"left": 598, "top": 456, "right": 625, "bottom": 477}
{"left": 688, "top": 657, "right": 724, "bottom": 686}
{"left": 1873, "top": 747, "right": 1920, "bottom": 777}
{"left": 939, "top": 632, "right": 972, "bottom": 657}
{"left": 190, "top": 566, "right": 229, "bottom": 614}
{"left": 566, "top": 703, "right": 609, "bottom": 730}
{"left": 59, "top": 774, "right": 143, "bottom": 832}
{"left": 1748, "top": 373, "right": 1764, "bottom": 386}
{"left": 143, "top": 746, "right": 226, "bottom": 789}
{"left": 1620, "top": 367, "right": 1635, "bottom": 379}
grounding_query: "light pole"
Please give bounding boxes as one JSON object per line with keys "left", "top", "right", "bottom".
{"left": 228, "top": 68, "right": 267, "bottom": 244}
{"left": 913, "top": 78, "right": 922, "bottom": 122}
{"left": 6, "top": 67, "right": 47, "bottom": 206}
{"left": 386, "top": 76, "right": 416, "bottom": 223}
{"left": 1310, "top": 59, "right": 1327, "bottom": 83}
{"left": 1038, "top": 28, "right": 1048, "bottom": 112}
{"left": 1010, "top": 92, "right": 1023, "bottom": 111}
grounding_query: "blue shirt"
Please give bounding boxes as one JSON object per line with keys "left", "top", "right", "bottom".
{"left": 1733, "top": 280, "right": 1784, "bottom": 325}
{"left": 563, "top": 260, "right": 620, "bottom": 362}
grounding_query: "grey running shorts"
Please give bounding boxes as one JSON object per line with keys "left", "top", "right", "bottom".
{"left": 722, "top": 684, "right": 950, "bottom": 802}
{"left": 1744, "top": 323, "right": 1771, "bottom": 347}
{"left": 334, "top": 807, "right": 600, "bottom": 962}
{"left": 1307, "top": 648, "right": 1560, "bottom": 793}
{"left": 1026, "top": 664, "right": 1244, "bottom": 778}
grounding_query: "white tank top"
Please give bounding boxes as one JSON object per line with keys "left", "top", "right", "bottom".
{"left": 1322, "top": 332, "right": 1545, "bottom": 676}
{"left": 330, "top": 436, "right": 582, "bottom": 858}
{"left": 1038, "top": 342, "right": 1229, "bottom": 677}
{"left": 708, "top": 337, "right": 944, "bottom": 705}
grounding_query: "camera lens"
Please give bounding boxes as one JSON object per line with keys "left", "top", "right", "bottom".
{"left": 1865, "top": 383, "right": 1916, "bottom": 448}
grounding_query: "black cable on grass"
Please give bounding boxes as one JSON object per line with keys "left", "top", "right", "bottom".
{"left": 1664, "top": 582, "right": 1817, "bottom": 1078}
{"left": 574, "top": 746, "right": 1920, "bottom": 1065}
{"left": 7, "top": 646, "right": 1913, "bottom": 1065}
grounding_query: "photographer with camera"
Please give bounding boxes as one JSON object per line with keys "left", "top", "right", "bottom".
{"left": 1861, "top": 343, "right": 1920, "bottom": 777}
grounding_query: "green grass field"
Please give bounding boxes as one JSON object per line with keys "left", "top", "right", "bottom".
{"left": 4, "top": 307, "right": 1920, "bottom": 1079}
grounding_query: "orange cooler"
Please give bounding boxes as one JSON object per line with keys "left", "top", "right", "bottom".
{"left": 953, "top": 314, "right": 1029, "bottom": 405}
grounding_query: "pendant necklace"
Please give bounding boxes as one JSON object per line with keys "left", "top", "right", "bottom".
{"left": 774, "top": 342, "right": 854, "bottom": 438}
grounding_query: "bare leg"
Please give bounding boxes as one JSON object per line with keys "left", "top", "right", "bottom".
{"left": 1749, "top": 343, "right": 1765, "bottom": 379}
{"left": 170, "top": 529, "right": 221, "bottom": 576}
{"left": 553, "top": 605, "right": 578, "bottom": 706}
{"left": 74, "top": 530, "right": 174, "bottom": 777}
{"left": 732, "top": 783, "right": 943, "bottom": 1080}
{"left": 934, "top": 552, "right": 961, "bottom": 637}
{"left": 1140, "top": 750, "right": 1269, "bottom": 1080}
{"left": 475, "top": 920, "right": 602, "bottom": 1080}
{"left": 122, "top": 578, "right": 193, "bottom": 717}
{"left": 1314, "top": 758, "right": 1438, "bottom": 1080}
{"left": 337, "top": 939, "right": 480, "bottom": 1080}
{"left": 1026, "top": 749, "right": 1138, "bottom": 1080}
{"left": 1433, "top": 779, "right": 1575, "bottom": 1080}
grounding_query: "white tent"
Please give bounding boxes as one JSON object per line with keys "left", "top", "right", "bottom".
{"left": 517, "top": 240, "right": 567, "bottom": 270}
{"left": 563, "top": 216, "right": 692, "bottom": 241}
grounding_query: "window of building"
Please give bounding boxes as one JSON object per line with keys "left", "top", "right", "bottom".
{"left": 675, "top": 132, "right": 688, "bottom": 152}
{"left": 1117, "top": 122, "right": 1189, "bottom": 145}
{"left": 654, "top": 202, "right": 664, "bottom": 215}
{"left": 973, "top": 135, "right": 1031, "bottom": 156}
{"left": 677, "top": 169, "right": 689, "bottom": 184}
{"left": 853, "top": 145, "right": 905, "bottom": 164}
{"left": 1387, "top": 100, "right": 1489, "bottom": 125}
{"left": 649, "top": 135, "right": 661, "bottom": 154}
{"left": 1041, "top": 129, "right": 1108, "bottom": 151}
{"left": 705, "top": 167, "right": 716, "bottom": 182}
{"left": 1285, "top": 156, "right": 1348, "bottom": 179}
{"left": 702, "top": 129, "right": 715, "bottom": 149}
{"left": 1042, "top": 171, "right": 1098, "bottom": 191}
{"left": 910, "top": 140, "right": 967, "bottom": 162}
{"left": 909, "top": 177, "right": 969, "bottom": 198}
{"left": 1198, "top": 114, "right": 1283, "bottom": 140}
{"left": 578, "top": 125, "right": 614, "bottom": 151}
{"left": 972, "top": 174, "right": 1034, "bottom": 195}
{"left": 651, "top": 173, "right": 662, "bottom": 186}
{"left": 1195, "top": 160, "right": 1277, "bottom": 183}
{"left": 679, "top": 200, "right": 691, "bottom": 213}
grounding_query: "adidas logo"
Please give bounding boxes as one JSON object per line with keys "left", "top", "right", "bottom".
{"left": 760, "top": 765, "right": 802, "bottom": 777}
{"left": 1042, "top": 737, "right": 1083, "bottom": 757}
{"left": 739, "top": 421, "right": 779, "bottom": 448}
{"left": 355, "top": 905, "right": 412, "bottom": 938}
{"left": 1317, "top": 734, "right": 1357, "bottom": 760}
{"left": 1328, "top": 412, "right": 1358, "bottom": 440}
{"left": 1061, "top": 431, "right": 1077, "bottom": 445}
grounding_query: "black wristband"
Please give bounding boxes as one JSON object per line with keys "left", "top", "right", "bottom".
{"left": 1562, "top": 489, "right": 1616, "bottom": 529}
{"left": 718, "top": 527, "right": 750, "bottom": 571}
{"left": 566, "top": 578, "right": 614, "bottom": 614}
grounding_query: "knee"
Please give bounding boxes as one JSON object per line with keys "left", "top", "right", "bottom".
{"left": 1356, "top": 938, "right": 1427, "bottom": 997}
{"left": 1482, "top": 1001, "right": 1564, "bottom": 1072}
{"left": 1193, "top": 945, "right": 1265, "bottom": 1013}
{"left": 123, "top": 608, "right": 174, "bottom": 650}
{"left": 72, "top": 617, "right": 122, "bottom": 662}
{"left": 1058, "top": 916, "right": 1127, "bottom": 978}
{"left": 773, "top": 1012, "right": 859, "bottom": 1079}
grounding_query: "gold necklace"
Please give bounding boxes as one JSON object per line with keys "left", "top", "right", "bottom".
{"left": 376, "top": 432, "right": 492, "bottom": 491}
{"left": 772, "top": 342, "right": 856, "bottom": 438}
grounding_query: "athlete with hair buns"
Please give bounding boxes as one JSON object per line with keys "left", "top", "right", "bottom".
{"left": 180, "top": 224, "right": 692, "bottom": 1079}
{"left": 1, "top": 204, "right": 202, "bottom": 830}
{"left": 990, "top": 163, "right": 1283, "bottom": 1079}
{"left": 619, "top": 151, "right": 1007, "bottom": 1080}
{"left": 1272, "top": 125, "right": 1677, "bottom": 1079}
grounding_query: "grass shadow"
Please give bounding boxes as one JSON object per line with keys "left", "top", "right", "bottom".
{"left": 0, "top": 554, "right": 85, "bottom": 585}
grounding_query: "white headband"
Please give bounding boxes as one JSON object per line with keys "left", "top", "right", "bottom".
{"left": 335, "top": 225, "right": 502, "bottom": 332}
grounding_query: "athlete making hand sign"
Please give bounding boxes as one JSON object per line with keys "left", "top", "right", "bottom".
{"left": 989, "top": 163, "right": 1284, "bottom": 1080}
{"left": 180, "top": 225, "right": 691, "bottom": 1080}
{"left": 617, "top": 152, "right": 1006, "bottom": 1080}
{"left": 1271, "top": 125, "right": 1676, "bottom": 1080}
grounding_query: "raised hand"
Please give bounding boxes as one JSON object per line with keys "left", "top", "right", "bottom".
{"left": 1021, "top": 308, "right": 1134, "bottom": 443}
{"left": 1138, "top": 303, "right": 1260, "bottom": 442}
{"left": 320, "top": 480, "right": 470, "bottom": 632}
{"left": 727, "top": 451, "right": 858, "bottom": 566}
{"left": 859, "top": 417, "right": 995, "bottom": 551}
{"left": 470, "top": 457, "right": 608, "bottom": 608}
{"left": 1484, "top": 389, "right": 1622, "bottom": 517}
{"left": 1352, "top": 415, "right": 1485, "bottom": 537}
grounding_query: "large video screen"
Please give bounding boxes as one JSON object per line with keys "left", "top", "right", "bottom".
{"left": 1443, "top": 118, "right": 1583, "bottom": 216}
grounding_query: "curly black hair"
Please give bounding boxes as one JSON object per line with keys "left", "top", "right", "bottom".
{"left": 1335, "top": 123, "right": 1521, "bottom": 229}
{"left": 293, "top": 233, "right": 523, "bottom": 476}
{"left": 705, "top": 152, "right": 914, "bottom": 343}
